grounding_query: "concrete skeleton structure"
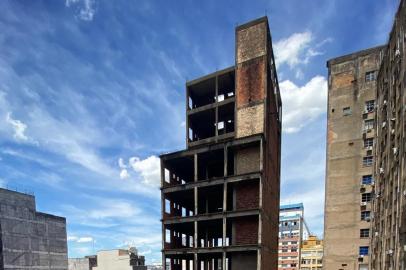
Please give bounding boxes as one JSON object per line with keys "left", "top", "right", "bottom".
{"left": 278, "top": 204, "right": 309, "bottom": 270}
{"left": 371, "top": 0, "right": 406, "bottom": 268}
{"left": 300, "top": 236, "right": 323, "bottom": 270}
{"left": 0, "top": 188, "right": 68, "bottom": 270}
{"left": 68, "top": 248, "right": 147, "bottom": 270}
{"left": 324, "top": 46, "right": 385, "bottom": 270}
{"left": 160, "top": 16, "right": 282, "bottom": 270}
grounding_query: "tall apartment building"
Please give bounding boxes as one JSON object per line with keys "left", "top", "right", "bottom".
{"left": 371, "top": 1, "right": 406, "bottom": 268}
{"left": 300, "top": 236, "right": 323, "bottom": 270}
{"left": 0, "top": 188, "right": 68, "bottom": 270}
{"left": 160, "top": 16, "right": 282, "bottom": 270}
{"left": 278, "top": 203, "right": 309, "bottom": 270}
{"left": 324, "top": 46, "right": 385, "bottom": 270}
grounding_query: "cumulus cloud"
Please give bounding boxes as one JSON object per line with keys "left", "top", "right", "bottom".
{"left": 128, "top": 156, "right": 160, "bottom": 187}
{"left": 280, "top": 76, "right": 327, "bottom": 133}
{"left": 274, "top": 31, "right": 313, "bottom": 68}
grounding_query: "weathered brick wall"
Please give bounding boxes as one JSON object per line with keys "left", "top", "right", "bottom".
{"left": 234, "top": 217, "right": 258, "bottom": 245}
{"left": 235, "top": 145, "right": 260, "bottom": 175}
{"left": 235, "top": 181, "right": 259, "bottom": 210}
{"left": 235, "top": 20, "right": 267, "bottom": 139}
{"left": 0, "top": 189, "right": 68, "bottom": 270}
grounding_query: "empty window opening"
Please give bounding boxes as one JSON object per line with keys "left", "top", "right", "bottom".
{"left": 188, "top": 109, "right": 216, "bottom": 142}
{"left": 361, "top": 211, "right": 371, "bottom": 221}
{"left": 163, "top": 155, "right": 194, "bottom": 186}
{"left": 197, "top": 149, "right": 224, "bottom": 180}
{"left": 218, "top": 102, "right": 235, "bottom": 135}
{"left": 165, "top": 222, "right": 194, "bottom": 249}
{"left": 188, "top": 77, "right": 216, "bottom": 109}
{"left": 198, "top": 185, "right": 224, "bottom": 215}
{"left": 218, "top": 70, "right": 235, "bottom": 102}
{"left": 164, "top": 190, "right": 194, "bottom": 218}
{"left": 197, "top": 219, "right": 223, "bottom": 248}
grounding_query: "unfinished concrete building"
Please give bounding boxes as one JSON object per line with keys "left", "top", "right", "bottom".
{"left": 160, "top": 17, "right": 282, "bottom": 270}
{"left": 371, "top": 1, "right": 406, "bottom": 268}
{"left": 324, "top": 46, "right": 385, "bottom": 270}
{"left": 0, "top": 188, "right": 68, "bottom": 270}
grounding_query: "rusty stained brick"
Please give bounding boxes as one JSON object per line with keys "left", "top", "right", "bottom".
{"left": 236, "top": 22, "right": 267, "bottom": 64}
{"left": 236, "top": 103, "right": 264, "bottom": 138}
{"left": 236, "top": 57, "right": 266, "bottom": 108}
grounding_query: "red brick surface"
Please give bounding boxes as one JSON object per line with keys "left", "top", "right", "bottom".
{"left": 234, "top": 217, "right": 258, "bottom": 245}
{"left": 235, "top": 181, "right": 259, "bottom": 210}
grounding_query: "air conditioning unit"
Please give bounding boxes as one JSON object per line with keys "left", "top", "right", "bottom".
{"left": 367, "top": 146, "right": 373, "bottom": 151}
{"left": 393, "top": 147, "right": 398, "bottom": 155}
{"left": 391, "top": 118, "right": 396, "bottom": 122}
{"left": 387, "top": 249, "right": 394, "bottom": 255}
{"left": 375, "top": 232, "right": 379, "bottom": 236}
{"left": 382, "top": 121, "right": 387, "bottom": 128}
{"left": 380, "top": 168, "right": 385, "bottom": 174}
{"left": 361, "top": 202, "right": 367, "bottom": 206}
{"left": 391, "top": 129, "right": 395, "bottom": 134}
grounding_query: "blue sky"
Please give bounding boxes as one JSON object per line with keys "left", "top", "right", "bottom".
{"left": 0, "top": 0, "right": 399, "bottom": 265}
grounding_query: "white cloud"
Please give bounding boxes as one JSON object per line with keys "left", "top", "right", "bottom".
{"left": 128, "top": 156, "right": 160, "bottom": 187}
{"left": 118, "top": 158, "right": 127, "bottom": 169}
{"left": 0, "top": 178, "right": 6, "bottom": 188}
{"left": 66, "top": 0, "right": 96, "bottom": 21}
{"left": 120, "top": 169, "right": 130, "bottom": 179}
{"left": 6, "top": 112, "right": 29, "bottom": 141}
{"left": 77, "top": 237, "right": 94, "bottom": 243}
{"left": 280, "top": 76, "right": 327, "bottom": 133}
{"left": 274, "top": 31, "right": 313, "bottom": 68}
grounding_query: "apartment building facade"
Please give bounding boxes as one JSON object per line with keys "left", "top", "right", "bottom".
{"left": 324, "top": 46, "right": 385, "bottom": 270}
{"left": 0, "top": 188, "right": 68, "bottom": 270}
{"left": 371, "top": 0, "right": 406, "bottom": 269}
{"left": 300, "top": 236, "right": 323, "bottom": 270}
{"left": 160, "top": 16, "right": 282, "bottom": 270}
{"left": 278, "top": 204, "right": 309, "bottom": 270}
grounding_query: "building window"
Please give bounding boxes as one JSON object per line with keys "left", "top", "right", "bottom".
{"left": 365, "top": 71, "right": 376, "bottom": 82}
{"left": 364, "top": 119, "right": 374, "bottom": 130}
{"left": 360, "top": 229, "right": 370, "bottom": 238}
{"left": 362, "top": 193, "right": 372, "bottom": 202}
{"left": 364, "top": 138, "right": 373, "bottom": 148}
{"left": 362, "top": 175, "right": 373, "bottom": 185}
{"left": 361, "top": 211, "right": 371, "bottom": 221}
{"left": 363, "top": 156, "right": 373, "bottom": 167}
{"left": 365, "top": 100, "right": 375, "bottom": 112}
{"left": 343, "top": 107, "right": 352, "bottom": 116}
{"left": 359, "top": 246, "right": 369, "bottom": 256}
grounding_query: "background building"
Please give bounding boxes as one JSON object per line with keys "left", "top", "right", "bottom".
{"left": 160, "top": 16, "right": 282, "bottom": 270}
{"left": 68, "top": 248, "right": 146, "bottom": 270}
{"left": 300, "top": 236, "right": 323, "bottom": 270}
{"left": 324, "top": 46, "right": 384, "bottom": 270}
{"left": 278, "top": 203, "right": 309, "bottom": 270}
{"left": 0, "top": 188, "right": 68, "bottom": 270}
{"left": 371, "top": 0, "right": 406, "bottom": 269}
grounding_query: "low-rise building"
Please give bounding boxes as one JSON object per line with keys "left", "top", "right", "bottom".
{"left": 300, "top": 236, "right": 323, "bottom": 270}
{"left": 69, "top": 247, "right": 146, "bottom": 270}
